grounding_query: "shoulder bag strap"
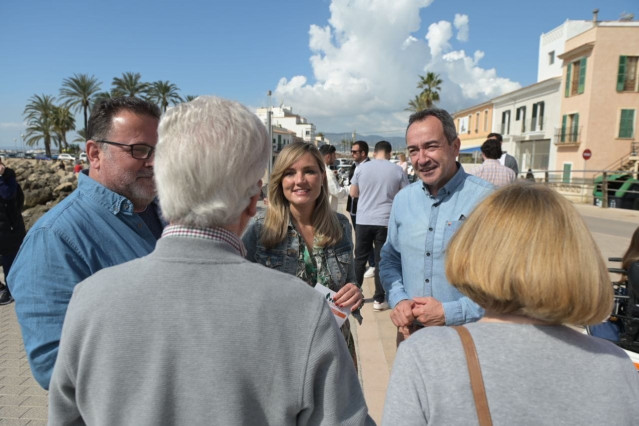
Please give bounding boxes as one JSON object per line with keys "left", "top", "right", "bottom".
{"left": 453, "top": 325, "right": 493, "bottom": 426}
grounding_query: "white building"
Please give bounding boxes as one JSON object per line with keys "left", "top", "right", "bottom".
{"left": 272, "top": 126, "right": 297, "bottom": 152}
{"left": 537, "top": 19, "right": 593, "bottom": 82}
{"left": 491, "top": 77, "right": 562, "bottom": 173}
{"left": 256, "top": 105, "right": 316, "bottom": 143}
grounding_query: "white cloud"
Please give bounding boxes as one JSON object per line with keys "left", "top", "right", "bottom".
{"left": 274, "top": 0, "right": 520, "bottom": 134}
{"left": 454, "top": 14, "right": 469, "bottom": 42}
{"left": 426, "top": 21, "right": 453, "bottom": 58}
{"left": 0, "top": 122, "right": 24, "bottom": 129}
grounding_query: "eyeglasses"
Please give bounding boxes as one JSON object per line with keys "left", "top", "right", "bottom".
{"left": 96, "top": 140, "right": 155, "bottom": 160}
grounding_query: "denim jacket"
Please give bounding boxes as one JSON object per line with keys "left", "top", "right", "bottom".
{"left": 242, "top": 212, "right": 356, "bottom": 290}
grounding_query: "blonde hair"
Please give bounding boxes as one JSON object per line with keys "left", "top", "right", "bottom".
{"left": 261, "top": 142, "right": 342, "bottom": 248}
{"left": 445, "top": 182, "right": 612, "bottom": 325}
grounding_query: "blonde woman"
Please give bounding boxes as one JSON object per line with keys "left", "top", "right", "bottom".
{"left": 243, "top": 142, "right": 364, "bottom": 366}
{"left": 384, "top": 183, "right": 639, "bottom": 425}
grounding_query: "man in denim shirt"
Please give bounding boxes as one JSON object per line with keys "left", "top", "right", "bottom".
{"left": 379, "top": 109, "right": 493, "bottom": 344}
{"left": 7, "top": 97, "right": 163, "bottom": 389}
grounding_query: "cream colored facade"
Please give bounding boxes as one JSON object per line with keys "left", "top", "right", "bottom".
{"left": 556, "top": 22, "right": 639, "bottom": 179}
{"left": 453, "top": 102, "right": 494, "bottom": 151}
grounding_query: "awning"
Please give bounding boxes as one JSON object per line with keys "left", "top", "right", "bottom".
{"left": 459, "top": 146, "right": 481, "bottom": 154}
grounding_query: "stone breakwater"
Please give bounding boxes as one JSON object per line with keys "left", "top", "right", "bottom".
{"left": 5, "top": 158, "right": 80, "bottom": 230}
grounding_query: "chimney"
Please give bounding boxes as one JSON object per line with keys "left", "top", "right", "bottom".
{"left": 592, "top": 8, "right": 599, "bottom": 24}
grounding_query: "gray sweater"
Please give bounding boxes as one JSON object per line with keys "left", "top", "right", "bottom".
{"left": 383, "top": 323, "right": 639, "bottom": 425}
{"left": 49, "top": 236, "right": 373, "bottom": 425}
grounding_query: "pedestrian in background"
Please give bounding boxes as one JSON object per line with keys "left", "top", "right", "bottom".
{"left": 0, "top": 158, "right": 25, "bottom": 305}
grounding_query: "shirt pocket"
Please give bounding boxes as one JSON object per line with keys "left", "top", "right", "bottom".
{"left": 441, "top": 220, "right": 464, "bottom": 252}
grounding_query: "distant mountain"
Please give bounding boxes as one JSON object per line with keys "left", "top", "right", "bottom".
{"left": 320, "top": 133, "right": 406, "bottom": 152}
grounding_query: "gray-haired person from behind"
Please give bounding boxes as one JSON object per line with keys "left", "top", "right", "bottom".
{"left": 48, "top": 96, "right": 373, "bottom": 425}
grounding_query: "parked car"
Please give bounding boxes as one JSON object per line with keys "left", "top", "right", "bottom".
{"left": 58, "top": 153, "right": 76, "bottom": 161}
{"left": 79, "top": 152, "right": 88, "bottom": 162}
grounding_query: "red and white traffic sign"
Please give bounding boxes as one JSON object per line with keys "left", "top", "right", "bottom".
{"left": 582, "top": 149, "right": 592, "bottom": 160}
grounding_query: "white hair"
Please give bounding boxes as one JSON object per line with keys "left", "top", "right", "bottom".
{"left": 155, "top": 96, "right": 269, "bottom": 227}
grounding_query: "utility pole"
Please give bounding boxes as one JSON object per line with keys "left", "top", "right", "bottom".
{"left": 267, "top": 90, "right": 273, "bottom": 183}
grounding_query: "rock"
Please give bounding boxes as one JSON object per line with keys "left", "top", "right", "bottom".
{"left": 4, "top": 158, "right": 78, "bottom": 229}
{"left": 53, "top": 182, "right": 74, "bottom": 195}
{"left": 24, "top": 188, "right": 54, "bottom": 209}
{"left": 22, "top": 204, "right": 52, "bottom": 230}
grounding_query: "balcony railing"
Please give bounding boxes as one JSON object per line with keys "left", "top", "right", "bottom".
{"left": 554, "top": 127, "right": 582, "bottom": 145}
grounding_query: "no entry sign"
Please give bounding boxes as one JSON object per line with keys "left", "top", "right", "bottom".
{"left": 582, "top": 149, "right": 592, "bottom": 160}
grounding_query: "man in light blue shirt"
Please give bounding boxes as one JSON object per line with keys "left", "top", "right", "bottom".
{"left": 7, "top": 97, "right": 163, "bottom": 389}
{"left": 379, "top": 108, "right": 493, "bottom": 343}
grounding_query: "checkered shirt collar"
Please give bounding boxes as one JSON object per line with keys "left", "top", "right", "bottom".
{"left": 161, "top": 225, "right": 247, "bottom": 257}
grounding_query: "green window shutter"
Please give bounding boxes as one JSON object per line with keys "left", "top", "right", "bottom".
{"left": 562, "top": 163, "right": 571, "bottom": 184}
{"left": 619, "top": 109, "right": 635, "bottom": 138}
{"left": 565, "top": 63, "right": 572, "bottom": 97}
{"left": 617, "top": 56, "right": 627, "bottom": 91}
{"left": 561, "top": 115, "right": 567, "bottom": 142}
{"left": 578, "top": 58, "right": 587, "bottom": 94}
{"left": 572, "top": 113, "right": 579, "bottom": 142}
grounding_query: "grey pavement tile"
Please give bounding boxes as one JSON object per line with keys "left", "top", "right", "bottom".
{"left": 0, "top": 406, "right": 29, "bottom": 420}
{"left": 0, "top": 369, "right": 20, "bottom": 377}
{"left": 18, "top": 396, "right": 47, "bottom": 408}
{"left": 0, "top": 361, "right": 22, "bottom": 370}
{"left": 0, "top": 419, "right": 34, "bottom": 425}
{"left": 0, "top": 395, "right": 28, "bottom": 406}
{"left": 17, "top": 387, "right": 45, "bottom": 397}
{"left": 0, "top": 386, "right": 24, "bottom": 396}
{"left": 0, "top": 377, "right": 29, "bottom": 387}
{"left": 19, "top": 407, "right": 48, "bottom": 420}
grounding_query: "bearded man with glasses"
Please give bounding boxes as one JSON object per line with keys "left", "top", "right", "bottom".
{"left": 7, "top": 97, "right": 164, "bottom": 389}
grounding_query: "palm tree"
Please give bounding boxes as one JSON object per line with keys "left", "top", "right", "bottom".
{"left": 111, "top": 72, "right": 149, "bottom": 98}
{"left": 148, "top": 80, "right": 181, "bottom": 112}
{"left": 406, "top": 72, "right": 443, "bottom": 112}
{"left": 416, "top": 72, "right": 442, "bottom": 107}
{"left": 52, "top": 106, "right": 76, "bottom": 151}
{"left": 59, "top": 73, "right": 101, "bottom": 137}
{"left": 24, "top": 94, "right": 57, "bottom": 157}
{"left": 405, "top": 94, "right": 431, "bottom": 112}
{"left": 181, "top": 94, "right": 198, "bottom": 103}
{"left": 73, "top": 128, "right": 88, "bottom": 144}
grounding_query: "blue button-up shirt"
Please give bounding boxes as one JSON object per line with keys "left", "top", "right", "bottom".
{"left": 7, "top": 171, "right": 158, "bottom": 389}
{"left": 379, "top": 164, "right": 494, "bottom": 325}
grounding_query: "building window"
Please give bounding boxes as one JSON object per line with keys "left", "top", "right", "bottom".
{"left": 619, "top": 109, "right": 635, "bottom": 138}
{"left": 516, "top": 106, "right": 526, "bottom": 133}
{"left": 467, "top": 115, "right": 471, "bottom": 133}
{"left": 531, "top": 101, "right": 544, "bottom": 131}
{"left": 501, "top": 110, "right": 511, "bottom": 135}
{"left": 548, "top": 51, "right": 555, "bottom": 65}
{"left": 475, "top": 112, "right": 479, "bottom": 133}
{"left": 617, "top": 56, "right": 639, "bottom": 92}
{"left": 565, "top": 57, "right": 587, "bottom": 97}
{"left": 458, "top": 116, "right": 469, "bottom": 134}
{"left": 483, "top": 110, "right": 489, "bottom": 131}
{"left": 562, "top": 163, "right": 572, "bottom": 184}
{"left": 560, "top": 113, "right": 580, "bottom": 142}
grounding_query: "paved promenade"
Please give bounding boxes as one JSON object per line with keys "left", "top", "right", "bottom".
{"left": 1, "top": 200, "right": 637, "bottom": 424}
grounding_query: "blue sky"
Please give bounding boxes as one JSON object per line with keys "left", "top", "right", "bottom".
{"left": 1, "top": 0, "right": 636, "bottom": 148}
